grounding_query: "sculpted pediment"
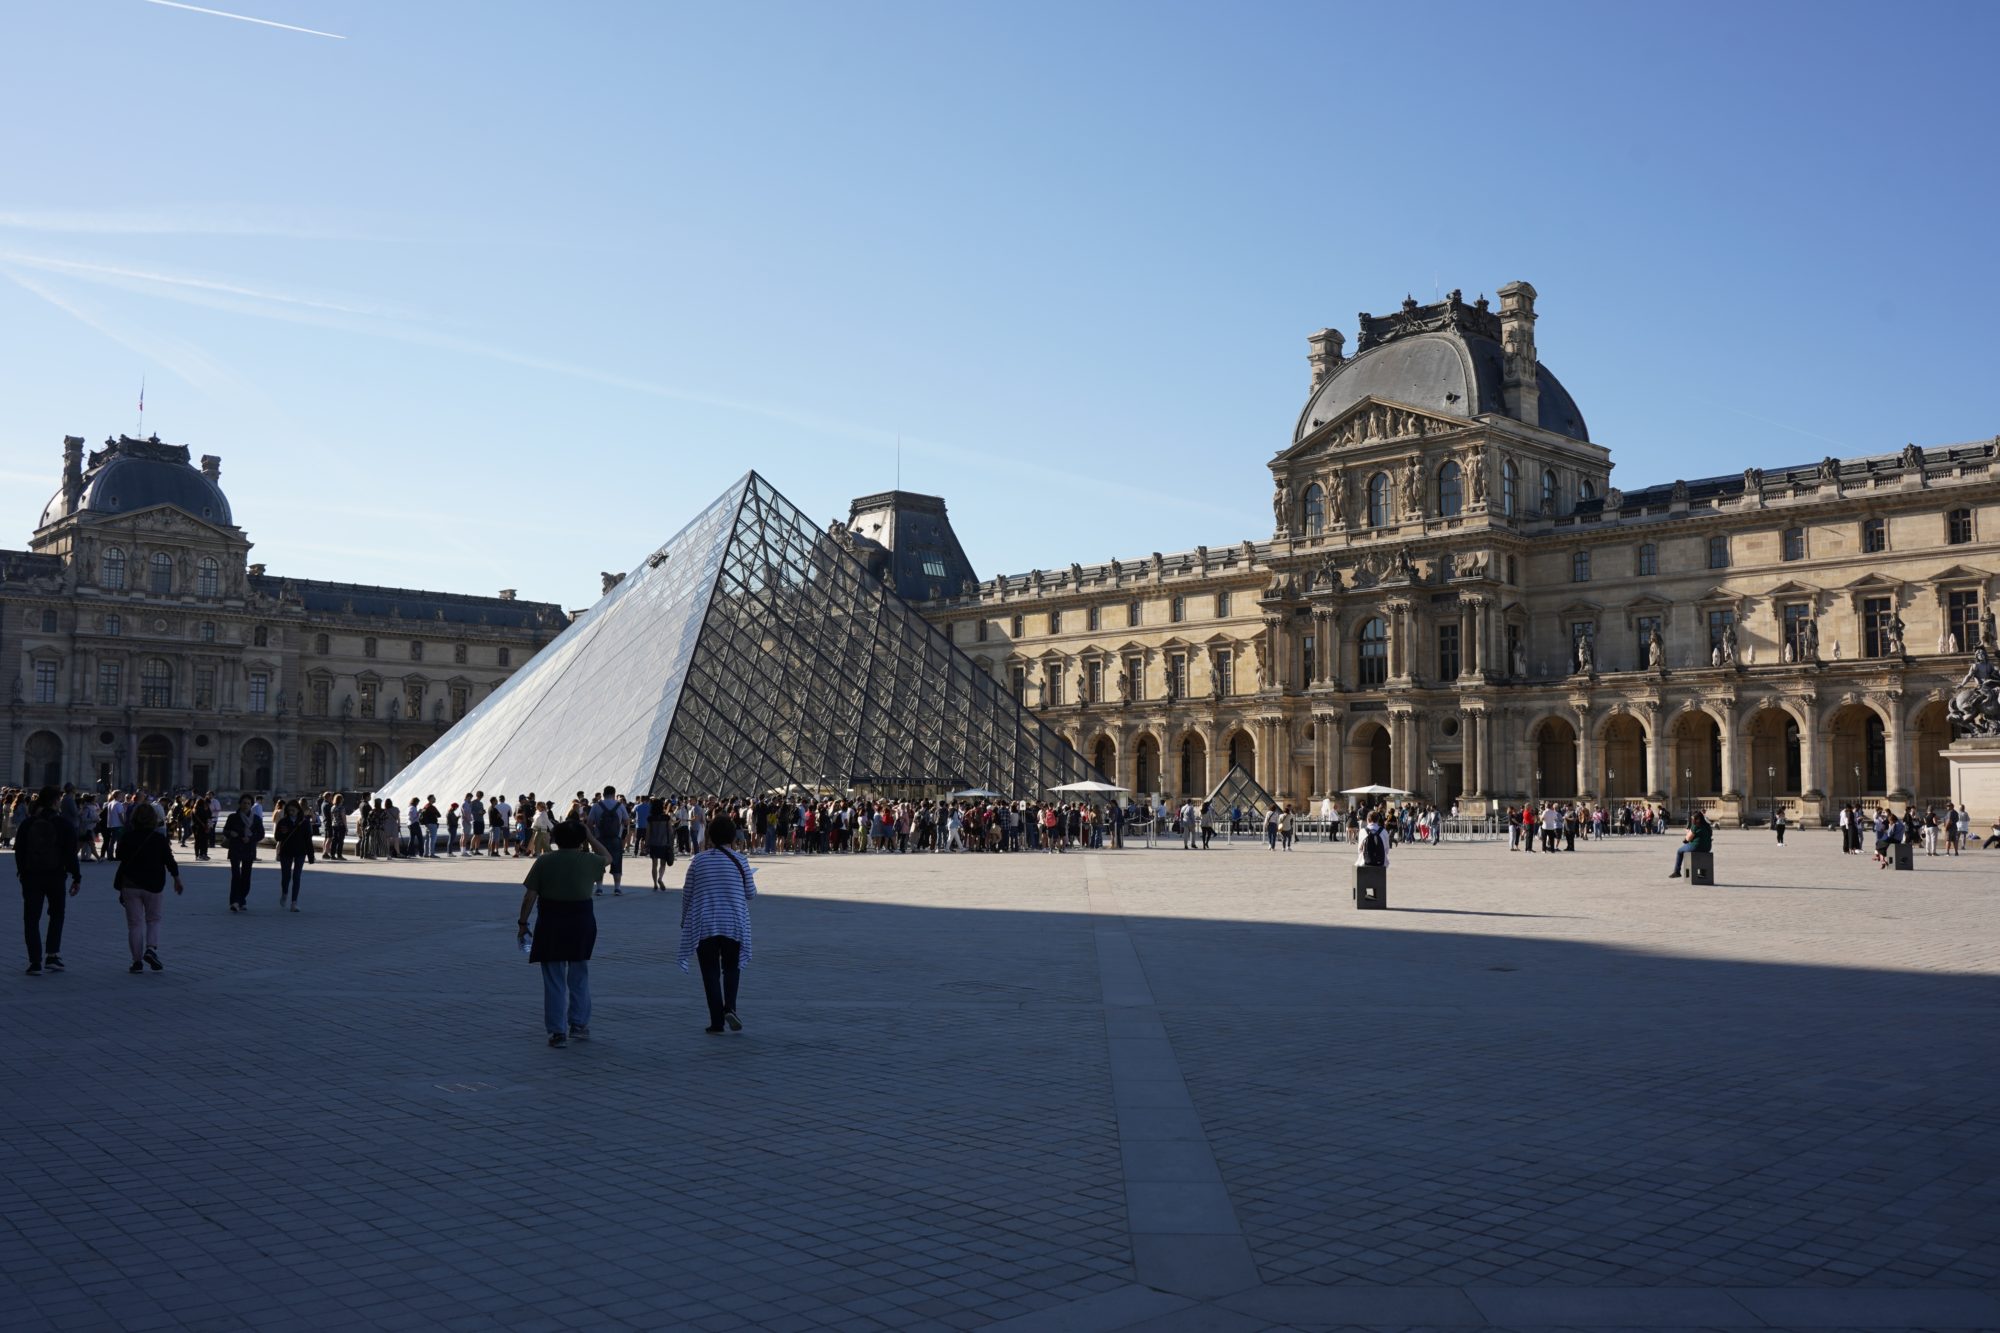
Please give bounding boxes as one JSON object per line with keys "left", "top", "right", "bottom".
{"left": 1284, "top": 397, "right": 1467, "bottom": 461}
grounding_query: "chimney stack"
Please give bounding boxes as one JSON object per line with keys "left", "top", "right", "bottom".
{"left": 1306, "top": 328, "right": 1346, "bottom": 389}
{"left": 200, "top": 454, "right": 222, "bottom": 481}
{"left": 1497, "top": 281, "right": 1539, "bottom": 426}
{"left": 61, "top": 435, "right": 84, "bottom": 514}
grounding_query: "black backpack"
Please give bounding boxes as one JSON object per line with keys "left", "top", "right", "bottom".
{"left": 1361, "top": 828, "right": 1386, "bottom": 867}
{"left": 16, "top": 814, "right": 65, "bottom": 879}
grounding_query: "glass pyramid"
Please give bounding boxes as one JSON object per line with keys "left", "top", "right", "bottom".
{"left": 384, "top": 472, "right": 1101, "bottom": 804}
{"left": 1206, "top": 763, "right": 1279, "bottom": 817}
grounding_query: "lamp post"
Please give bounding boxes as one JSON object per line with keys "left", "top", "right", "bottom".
{"left": 1683, "top": 765, "right": 1693, "bottom": 824}
{"left": 1766, "top": 764, "right": 1776, "bottom": 821}
{"left": 1533, "top": 767, "right": 1542, "bottom": 803}
{"left": 1852, "top": 763, "right": 1862, "bottom": 811}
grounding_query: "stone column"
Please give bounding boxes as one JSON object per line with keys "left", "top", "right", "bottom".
{"left": 1885, "top": 696, "right": 1910, "bottom": 799}
{"left": 1574, "top": 710, "right": 1592, "bottom": 796}
{"left": 1645, "top": 707, "right": 1668, "bottom": 799}
{"left": 1463, "top": 711, "right": 1480, "bottom": 796}
{"left": 1796, "top": 706, "right": 1820, "bottom": 799}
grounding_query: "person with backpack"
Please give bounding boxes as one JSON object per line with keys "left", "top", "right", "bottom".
{"left": 223, "top": 794, "right": 265, "bottom": 912}
{"left": 16, "top": 787, "right": 82, "bottom": 975}
{"left": 590, "top": 785, "right": 627, "bottom": 895}
{"left": 114, "top": 801, "right": 183, "bottom": 972}
{"left": 275, "top": 799, "right": 315, "bottom": 911}
{"left": 1355, "top": 808, "right": 1390, "bottom": 872}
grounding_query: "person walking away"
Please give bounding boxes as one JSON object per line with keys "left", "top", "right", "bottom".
{"left": 591, "top": 786, "right": 627, "bottom": 894}
{"left": 113, "top": 801, "right": 182, "bottom": 972}
{"left": 677, "top": 813, "right": 755, "bottom": 1035}
{"left": 515, "top": 819, "right": 610, "bottom": 1047}
{"left": 1668, "top": 811, "right": 1711, "bottom": 879}
{"left": 1356, "top": 809, "right": 1389, "bottom": 872}
{"left": 1264, "top": 807, "right": 1279, "bottom": 850}
{"left": 420, "top": 797, "right": 440, "bottom": 857}
{"left": 15, "top": 787, "right": 81, "bottom": 974}
{"left": 1773, "top": 808, "right": 1787, "bottom": 846}
{"left": 223, "top": 795, "right": 265, "bottom": 912}
{"left": 1278, "top": 805, "right": 1295, "bottom": 850}
{"left": 275, "top": 800, "right": 314, "bottom": 911}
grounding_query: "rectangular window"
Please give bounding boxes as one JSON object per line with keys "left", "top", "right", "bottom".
{"left": 1862, "top": 517, "right": 1886, "bottom": 553}
{"left": 1086, "top": 605, "right": 1100, "bottom": 632}
{"left": 1170, "top": 596, "right": 1185, "bottom": 624}
{"left": 1087, "top": 659, "right": 1103, "bottom": 703}
{"left": 98, "top": 661, "right": 121, "bottom": 705}
{"left": 1635, "top": 615, "right": 1660, "bottom": 669}
{"left": 1215, "top": 650, "right": 1233, "bottom": 697}
{"left": 1948, "top": 508, "right": 1974, "bottom": 545}
{"left": 311, "top": 679, "right": 330, "bottom": 716}
{"left": 1011, "top": 615, "right": 1024, "bottom": 639}
{"left": 359, "top": 682, "right": 378, "bottom": 717}
{"left": 451, "top": 686, "right": 469, "bottom": 720}
{"left": 1783, "top": 604, "right": 1812, "bottom": 660}
{"left": 1437, "top": 623, "right": 1460, "bottom": 680}
{"left": 1049, "top": 609, "right": 1062, "bottom": 634}
{"left": 1782, "top": 527, "right": 1806, "bottom": 561}
{"left": 1216, "top": 590, "right": 1231, "bottom": 617}
{"left": 195, "top": 668, "right": 216, "bottom": 710}
{"left": 248, "top": 672, "right": 268, "bottom": 714}
{"left": 406, "top": 684, "right": 424, "bottom": 718}
{"left": 1167, "top": 653, "right": 1187, "bottom": 701}
{"left": 1010, "top": 665, "right": 1026, "bottom": 702}
{"left": 1302, "top": 634, "right": 1316, "bottom": 684}
{"left": 1706, "top": 609, "right": 1735, "bottom": 654}
{"left": 1572, "top": 550, "right": 1591, "bottom": 582}
{"left": 1045, "top": 664, "right": 1064, "bottom": 706}
{"left": 1708, "top": 535, "right": 1729, "bottom": 569}
{"left": 1126, "top": 655, "right": 1145, "bottom": 701}
{"left": 1947, "top": 590, "right": 1980, "bottom": 652}
{"left": 1637, "top": 544, "right": 1656, "bottom": 576}
{"left": 41, "top": 609, "right": 57, "bottom": 633}
{"left": 1505, "top": 623, "right": 1523, "bottom": 676}
{"left": 918, "top": 551, "right": 948, "bottom": 579}
{"left": 34, "top": 660, "right": 57, "bottom": 703}
{"left": 498, "top": 648, "right": 512, "bottom": 667}
{"left": 1128, "top": 599, "right": 1141, "bottom": 628}
{"left": 410, "top": 641, "right": 424, "bottom": 662}
{"left": 976, "top": 618, "right": 989, "bottom": 642}
{"left": 1863, "top": 596, "right": 1894, "bottom": 658}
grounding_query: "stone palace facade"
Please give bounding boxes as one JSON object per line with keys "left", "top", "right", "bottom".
{"left": 904, "top": 282, "right": 1997, "bottom": 823}
{"left": 3, "top": 434, "right": 565, "bottom": 796}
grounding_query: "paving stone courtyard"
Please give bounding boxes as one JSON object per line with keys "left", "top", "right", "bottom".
{"left": 4, "top": 827, "right": 1997, "bottom": 1332}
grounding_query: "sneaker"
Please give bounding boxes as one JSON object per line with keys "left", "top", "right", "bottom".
{"left": 704, "top": 1024, "right": 725, "bottom": 1035}
{"left": 144, "top": 949, "right": 163, "bottom": 972}
{"left": 548, "top": 1032, "right": 567, "bottom": 1048}
{"left": 129, "top": 960, "right": 145, "bottom": 973}
{"left": 24, "top": 963, "right": 41, "bottom": 976}
{"left": 593, "top": 888, "right": 604, "bottom": 897}
{"left": 289, "top": 904, "right": 300, "bottom": 913}
{"left": 613, "top": 887, "right": 623, "bottom": 896}
{"left": 568, "top": 1025, "right": 590, "bottom": 1041}
{"left": 43, "top": 956, "right": 63, "bottom": 972}
{"left": 722, "top": 1010, "right": 742, "bottom": 1032}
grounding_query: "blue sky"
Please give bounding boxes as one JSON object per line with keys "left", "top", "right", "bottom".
{"left": 2, "top": 1, "right": 1995, "bottom": 609}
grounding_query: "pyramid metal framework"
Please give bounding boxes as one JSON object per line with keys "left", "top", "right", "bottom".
{"left": 383, "top": 472, "right": 1102, "bottom": 804}
{"left": 1206, "top": 763, "right": 1279, "bottom": 817}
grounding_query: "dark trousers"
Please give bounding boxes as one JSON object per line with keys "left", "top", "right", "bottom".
{"left": 22, "top": 880, "right": 65, "bottom": 966}
{"left": 193, "top": 825, "right": 212, "bottom": 859}
{"left": 228, "top": 855, "right": 256, "bottom": 906}
{"left": 696, "top": 936, "right": 742, "bottom": 1026}
{"left": 278, "top": 857, "right": 304, "bottom": 900}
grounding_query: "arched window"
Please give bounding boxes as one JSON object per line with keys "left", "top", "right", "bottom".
{"left": 149, "top": 552, "right": 173, "bottom": 594}
{"left": 197, "top": 557, "right": 220, "bottom": 598}
{"left": 1301, "top": 483, "right": 1324, "bottom": 536}
{"left": 1541, "top": 468, "right": 1560, "bottom": 514}
{"left": 1501, "top": 460, "right": 1518, "bottom": 516}
{"left": 140, "top": 657, "right": 173, "bottom": 708}
{"left": 1358, "top": 617, "right": 1389, "bottom": 687}
{"left": 102, "top": 547, "right": 126, "bottom": 590}
{"left": 1366, "top": 473, "right": 1390, "bottom": 528}
{"left": 1579, "top": 479, "right": 1597, "bottom": 504}
{"left": 1436, "top": 461, "right": 1463, "bottom": 518}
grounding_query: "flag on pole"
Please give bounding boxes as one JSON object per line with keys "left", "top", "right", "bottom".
{"left": 138, "top": 378, "right": 145, "bottom": 414}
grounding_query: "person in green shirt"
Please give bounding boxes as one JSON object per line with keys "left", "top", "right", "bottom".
{"left": 516, "top": 820, "right": 609, "bottom": 1047}
{"left": 1669, "top": 811, "right": 1712, "bottom": 879}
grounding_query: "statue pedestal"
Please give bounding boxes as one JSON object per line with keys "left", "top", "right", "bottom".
{"left": 1946, "top": 738, "right": 2000, "bottom": 816}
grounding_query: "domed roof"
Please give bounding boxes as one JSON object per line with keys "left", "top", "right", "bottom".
{"left": 37, "top": 436, "right": 234, "bottom": 529}
{"left": 1293, "top": 293, "right": 1589, "bottom": 445}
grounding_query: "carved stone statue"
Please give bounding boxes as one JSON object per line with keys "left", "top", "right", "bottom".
{"left": 1831, "top": 639, "right": 1842, "bottom": 660}
{"left": 1720, "top": 623, "right": 1738, "bottom": 665}
{"left": 601, "top": 571, "right": 625, "bottom": 595}
{"left": 340, "top": 694, "right": 354, "bottom": 717}
{"left": 1574, "top": 631, "right": 1594, "bottom": 674}
{"left": 1783, "top": 641, "right": 1796, "bottom": 664}
{"left": 1818, "top": 456, "right": 1840, "bottom": 483}
{"left": 433, "top": 698, "right": 446, "bottom": 721}
{"left": 1403, "top": 455, "right": 1425, "bottom": 518}
{"left": 1743, "top": 466, "right": 1763, "bottom": 493}
{"left": 1986, "top": 607, "right": 1997, "bottom": 650}
{"left": 1947, "top": 646, "right": 2000, "bottom": 736}
{"left": 1803, "top": 616, "right": 1820, "bottom": 660}
{"left": 1647, "top": 624, "right": 1664, "bottom": 670}
{"left": 1711, "top": 645, "right": 1723, "bottom": 667}
{"left": 1901, "top": 442, "right": 1925, "bottom": 471}
{"left": 1511, "top": 641, "right": 1526, "bottom": 677}
{"left": 9, "top": 674, "right": 21, "bottom": 702}
{"left": 1671, "top": 479, "right": 1689, "bottom": 505}
{"left": 1116, "top": 668, "right": 1130, "bottom": 700}
{"left": 1273, "top": 484, "right": 1291, "bottom": 533}
{"left": 1890, "top": 613, "right": 1907, "bottom": 655}
{"left": 1467, "top": 449, "right": 1486, "bottom": 505}
{"left": 1393, "top": 547, "right": 1417, "bottom": 581}
{"left": 1070, "top": 562, "right": 1084, "bottom": 586}
{"left": 1328, "top": 470, "right": 1346, "bottom": 524}
{"left": 1252, "top": 639, "right": 1268, "bottom": 690}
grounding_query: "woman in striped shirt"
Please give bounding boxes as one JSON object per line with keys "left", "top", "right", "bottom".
{"left": 677, "top": 813, "right": 755, "bottom": 1034}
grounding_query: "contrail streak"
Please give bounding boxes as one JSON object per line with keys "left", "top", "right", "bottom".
{"left": 140, "top": 0, "right": 345, "bottom": 39}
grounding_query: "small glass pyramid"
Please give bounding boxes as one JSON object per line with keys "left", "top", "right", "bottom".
{"left": 384, "top": 472, "right": 1102, "bottom": 803}
{"left": 1206, "top": 764, "right": 1279, "bottom": 818}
